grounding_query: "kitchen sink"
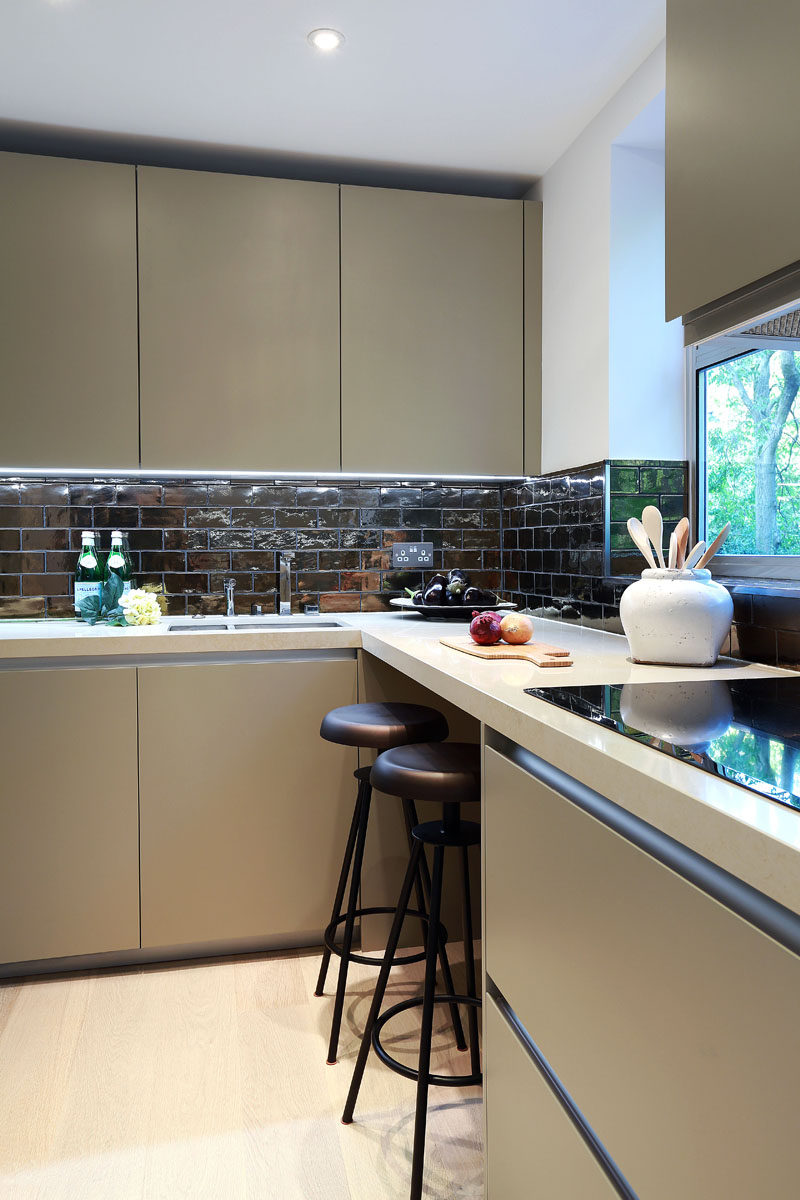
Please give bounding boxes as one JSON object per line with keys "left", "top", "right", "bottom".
{"left": 167, "top": 622, "right": 229, "bottom": 632}
{"left": 166, "top": 618, "right": 343, "bottom": 632}
{"left": 232, "top": 620, "right": 342, "bottom": 630}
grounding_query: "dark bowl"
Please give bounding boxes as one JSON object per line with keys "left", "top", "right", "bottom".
{"left": 389, "top": 598, "right": 517, "bottom": 621}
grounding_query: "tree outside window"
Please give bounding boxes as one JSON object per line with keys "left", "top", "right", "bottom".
{"left": 703, "top": 349, "right": 800, "bottom": 555}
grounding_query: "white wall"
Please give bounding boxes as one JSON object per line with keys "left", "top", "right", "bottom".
{"left": 609, "top": 107, "right": 685, "bottom": 459}
{"left": 532, "top": 42, "right": 679, "bottom": 473}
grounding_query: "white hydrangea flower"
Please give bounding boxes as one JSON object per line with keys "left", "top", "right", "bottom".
{"left": 119, "top": 589, "right": 163, "bottom": 626}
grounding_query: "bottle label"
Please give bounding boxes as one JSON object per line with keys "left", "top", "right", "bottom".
{"left": 121, "top": 580, "right": 132, "bottom": 594}
{"left": 74, "top": 580, "right": 103, "bottom": 614}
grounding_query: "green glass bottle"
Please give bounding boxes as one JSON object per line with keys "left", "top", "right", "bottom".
{"left": 74, "top": 531, "right": 104, "bottom": 617}
{"left": 105, "top": 529, "right": 133, "bottom": 595}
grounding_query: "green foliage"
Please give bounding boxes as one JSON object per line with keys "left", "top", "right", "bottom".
{"left": 79, "top": 573, "right": 128, "bottom": 627}
{"left": 705, "top": 349, "right": 800, "bottom": 555}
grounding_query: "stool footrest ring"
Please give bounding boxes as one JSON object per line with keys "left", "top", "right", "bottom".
{"left": 372, "top": 994, "right": 482, "bottom": 1086}
{"left": 323, "top": 908, "right": 448, "bottom": 969}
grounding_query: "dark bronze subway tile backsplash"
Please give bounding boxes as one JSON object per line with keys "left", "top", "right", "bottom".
{"left": 0, "top": 477, "right": 502, "bottom": 617}
{"left": 3, "top": 468, "right": 793, "bottom": 668}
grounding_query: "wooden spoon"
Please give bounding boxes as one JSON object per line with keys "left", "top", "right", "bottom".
{"left": 627, "top": 517, "right": 658, "bottom": 570}
{"left": 674, "top": 517, "right": 690, "bottom": 567}
{"left": 641, "top": 505, "right": 666, "bottom": 569}
{"left": 668, "top": 528, "right": 678, "bottom": 569}
{"left": 697, "top": 522, "right": 731, "bottom": 568}
{"left": 683, "top": 541, "right": 706, "bottom": 570}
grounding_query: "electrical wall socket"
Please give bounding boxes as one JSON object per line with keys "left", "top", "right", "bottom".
{"left": 392, "top": 541, "right": 434, "bottom": 568}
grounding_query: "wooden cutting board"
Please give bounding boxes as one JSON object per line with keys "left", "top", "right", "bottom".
{"left": 440, "top": 635, "right": 573, "bottom": 667}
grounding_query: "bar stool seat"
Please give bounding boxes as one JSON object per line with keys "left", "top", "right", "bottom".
{"left": 321, "top": 702, "right": 448, "bottom": 750}
{"left": 371, "top": 742, "right": 481, "bottom": 806}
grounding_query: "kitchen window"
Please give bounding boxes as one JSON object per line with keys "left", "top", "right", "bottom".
{"left": 696, "top": 307, "right": 800, "bottom": 579}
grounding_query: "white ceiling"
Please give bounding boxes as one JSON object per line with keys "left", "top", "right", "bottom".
{"left": 0, "top": 0, "right": 665, "bottom": 189}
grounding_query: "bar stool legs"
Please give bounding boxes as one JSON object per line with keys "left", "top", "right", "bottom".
{"left": 410, "top": 842, "right": 444, "bottom": 1200}
{"left": 342, "top": 840, "right": 424, "bottom": 1123}
{"left": 325, "top": 774, "right": 372, "bottom": 1064}
{"left": 402, "top": 798, "right": 467, "bottom": 1053}
{"left": 314, "top": 770, "right": 370, "bottom": 1000}
{"left": 316, "top": 770, "right": 466, "bottom": 1064}
{"left": 342, "top": 815, "right": 482, "bottom": 1200}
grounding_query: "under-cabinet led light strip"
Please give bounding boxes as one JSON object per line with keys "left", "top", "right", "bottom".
{"left": 0, "top": 465, "right": 531, "bottom": 483}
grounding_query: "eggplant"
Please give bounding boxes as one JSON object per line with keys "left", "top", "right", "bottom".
{"left": 423, "top": 581, "right": 447, "bottom": 605}
{"left": 445, "top": 568, "right": 470, "bottom": 603}
{"left": 463, "top": 586, "right": 497, "bottom": 607}
{"left": 404, "top": 587, "right": 425, "bottom": 606}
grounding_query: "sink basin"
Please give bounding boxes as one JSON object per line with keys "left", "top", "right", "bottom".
{"left": 232, "top": 620, "right": 342, "bottom": 630}
{"left": 166, "top": 618, "right": 343, "bottom": 632}
{"left": 167, "top": 622, "right": 229, "bottom": 632}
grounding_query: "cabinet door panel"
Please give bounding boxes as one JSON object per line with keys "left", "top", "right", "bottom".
{"left": 341, "top": 186, "right": 523, "bottom": 475}
{"left": 138, "top": 168, "right": 340, "bottom": 471}
{"left": 666, "top": 0, "right": 800, "bottom": 319}
{"left": 0, "top": 668, "right": 140, "bottom": 964}
{"left": 485, "top": 996, "right": 618, "bottom": 1200}
{"left": 138, "top": 658, "right": 357, "bottom": 948}
{"left": 484, "top": 745, "right": 800, "bottom": 1199}
{"left": 523, "top": 201, "right": 543, "bottom": 477}
{"left": 0, "top": 152, "right": 139, "bottom": 468}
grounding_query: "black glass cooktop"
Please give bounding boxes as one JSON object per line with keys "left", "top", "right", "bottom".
{"left": 525, "top": 676, "right": 800, "bottom": 812}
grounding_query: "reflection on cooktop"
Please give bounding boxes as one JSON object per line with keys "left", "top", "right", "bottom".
{"left": 524, "top": 677, "right": 800, "bottom": 812}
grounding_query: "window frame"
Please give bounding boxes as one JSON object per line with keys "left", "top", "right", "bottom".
{"left": 692, "top": 339, "right": 800, "bottom": 580}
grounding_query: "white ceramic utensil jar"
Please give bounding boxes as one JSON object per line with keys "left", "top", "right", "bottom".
{"left": 620, "top": 568, "right": 733, "bottom": 667}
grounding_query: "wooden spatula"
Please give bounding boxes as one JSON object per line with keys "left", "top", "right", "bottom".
{"left": 674, "top": 517, "right": 690, "bottom": 567}
{"left": 697, "top": 522, "right": 731, "bottom": 568}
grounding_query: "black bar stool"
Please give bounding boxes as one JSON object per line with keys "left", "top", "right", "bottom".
{"left": 341, "top": 742, "right": 482, "bottom": 1200}
{"left": 316, "top": 702, "right": 468, "bottom": 1066}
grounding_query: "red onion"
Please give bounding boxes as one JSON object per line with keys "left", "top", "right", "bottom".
{"left": 469, "top": 610, "right": 503, "bottom": 645}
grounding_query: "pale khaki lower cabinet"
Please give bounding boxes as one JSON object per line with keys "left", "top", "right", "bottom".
{"left": 0, "top": 152, "right": 139, "bottom": 469}
{"left": 484, "top": 743, "right": 800, "bottom": 1200}
{"left": 485, "top": 995, "right": 617, "bottom": 1200}
{"left": 0, "top": 667, "right": 140, "bottom": 965}
{"left": 137, "top": 655, "right": 357, "bottom": 949}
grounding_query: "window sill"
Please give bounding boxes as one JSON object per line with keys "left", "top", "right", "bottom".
{"left": 715, "top": 578, "right": 800, "bottom": 599}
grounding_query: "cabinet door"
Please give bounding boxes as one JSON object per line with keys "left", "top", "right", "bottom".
{"left": 484, "top": 745, "right": 800, "bottom": 1200}
{"left": 138, "top": 656, "right": 357, "bottom": 948}
{"left": 341, "top": 186, "right": 523, "bottom": 475}
{"left": 0, "top": 152, "right": 139, "bottom": 468}
{"left": 523, "top": 201, "right": 543, "bottom": 477}
{"left": 138, "top": 167, "right": 340, "bottom": 471}
{"left": 0, "top": 667, "right": 140, "bottom": 965}
{"left": 485, "top": 996, "right": 618, "bottom": 1200}
{"left": 666, "top": 0, "right": 800, "bottom": 319}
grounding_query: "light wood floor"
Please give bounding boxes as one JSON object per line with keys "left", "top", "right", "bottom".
{"left": 0, "top": 947, "right": 483, "bottom": 1199}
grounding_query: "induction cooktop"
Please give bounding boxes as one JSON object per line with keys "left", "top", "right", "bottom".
{"left": 525, "top": 676, "right": 800, "bottom": 811}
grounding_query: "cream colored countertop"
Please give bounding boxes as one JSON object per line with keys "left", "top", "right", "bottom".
{"left": 1, "top": 611, "right": 797, "bottom": 912}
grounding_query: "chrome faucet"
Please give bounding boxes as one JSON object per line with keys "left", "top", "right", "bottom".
{"left": 278, "top": 552, "right": 294, "bottom": 616}
{"left": 224, "top": 577, "right": 236, "bottom": 617}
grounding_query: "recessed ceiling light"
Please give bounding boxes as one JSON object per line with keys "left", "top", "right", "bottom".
{"left": 307, "top": 28, "right": 345, "bottom": 53}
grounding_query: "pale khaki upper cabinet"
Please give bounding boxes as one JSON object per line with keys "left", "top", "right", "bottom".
{"left": 138, "top": 167, "right": 340, "bottom": 471}
{"left": 523, "top": 201, "right": 543, "bottom": 477}
{"left": 341, "top": 185, "right": 524, "bottom": 475}
{"left": 666, "top": 0, "right": 800, "bottom": 320}
{"left": 0, "top": 667, "right": 140, "bottom": 965}
{"left": 137, "top": 656, "right": 357, "bottom": 949}
{"left": 485, "top": 996, "right": 618, "bottom": 1200}
{"left": 484, "top": 745, "right": 800, "bottom": 1199}
{"left": 0, "top": 152, "right": 139, "bottom": 468}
